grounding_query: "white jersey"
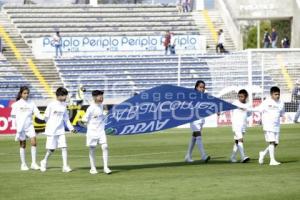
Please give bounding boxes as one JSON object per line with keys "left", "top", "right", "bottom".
{"left": 190, "top": 91, "right": 206, "bottom": 129}
{"left": 218, "top": 33, "right": 225, "bottom": 44}
{"left": 44, "top": 100, "right": 74, "bottom": 136}
{"left": 82, "top": 103, "right": 105, "bottom": 138}
{"left": 192, "top": 118, "right": 205, "bottom": 125}
{"left": 190, "top": 118, "right": 205, "bottom": 132}
{"left": 256, "top": 98, "right": 285, "bottom": 132}
{"left": 11, "top": 99, "right": 44, "bottom": 133}
{"left": 53, "top": 34, "right": 61, "bottom": 45}
{"left": 231, "top": 100, "right": 251, "bottom": 133}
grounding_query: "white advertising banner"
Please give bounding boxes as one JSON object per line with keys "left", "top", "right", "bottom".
{"left": 32, "top": 35, "right": 206, "bottom": 58}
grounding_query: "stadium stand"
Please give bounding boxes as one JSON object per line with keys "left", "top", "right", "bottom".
{"left": 0, "top": 54, "right": 43, "bottom": 99}
{"left": 0, "top": 3, "right": 236, "bottom": 102}
{"left": 55, "top": 55, "right": 213, "bottom": 101}
{"left": 54, "top": 53, "right": 282, "bottom": 102}
{"left": 0, "top": 3, "right": 299, "bottom": 105}
{"left": 2, "top": 4, "right": 235, "bottom": 52}
{"left": 0, "top": 11, "right": 63, "bottom": 99}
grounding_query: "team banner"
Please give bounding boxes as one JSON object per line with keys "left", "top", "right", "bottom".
{"left": 0, "top": 100, "right": 14, "bottom": 108}
{"left": 32, "top": 35, "right": 206, "bottom": 58}
{"left": 105, "top": 85, "right": 237, "bottom": 135}
{"left": 0, "top": 108, "right": 15, "bottom": 134}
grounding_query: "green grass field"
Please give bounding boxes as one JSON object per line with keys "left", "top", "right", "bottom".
{"left": 0, "top": 125, "right": 299, "bottom": 200}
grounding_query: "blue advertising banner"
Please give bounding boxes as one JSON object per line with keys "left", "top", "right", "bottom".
{"left": 105, "top": 85, "right": 237, "bottom": 135}
{"left": 0, "top": 100, "right": 13, "bottom": 108}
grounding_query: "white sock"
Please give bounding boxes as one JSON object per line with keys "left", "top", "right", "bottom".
{"left": 237, "top": 142, "right": 245, "bottom": 159}
{"left": 261, "top": 146, "right": 269, "bottom": 157}
{"left": 31, "top": 146, "right": 37, "bottom": 164}
{"left": 20, "top": 148, "right": 26, "bottom": 165}
{"left": 89, "top": 147, "right": 96, "bottom": 170}
{"left": 231, "top": 143, "right": 238, "bottom": 159}
{"left": 186, "top": 136, "right": 196, "bottom": 158}
{"left": 195, "top": 136, "right": 207, "bottom": 160}
{"left": 44, "top": 150, "right": 52, "bottom": 162}
{"left": 61, "top": 148, "right": 68, "bottom": 168}
{"left": 269, "top": 144, "right": 276, "bottom": 162}
{"left": 101, "top": 144, "right": 109, "bottom": 169}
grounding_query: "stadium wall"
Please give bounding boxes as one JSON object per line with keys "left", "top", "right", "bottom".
{"left": 292, "top": 0, "right": 300, "bottom": 49}
{"left": 223, "top": 0, "right": 300, "bottom": 48}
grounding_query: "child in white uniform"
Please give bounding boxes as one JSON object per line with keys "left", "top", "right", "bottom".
{"left": 256, "top": 86, "right": 284, "bottom": 166}
{"left": 185, "top": 80, "right": 210, "bottom": 163}
{"left": 82, "top": 90, "right": 111, "bottom": 175}
{"left": 230, "top": 89, "right": 251, "bottom": 163}
{"left": 40, "top": 87, "right": 76, "bottom": 172}
{"left": 11, "top": 86, "right": 44, "bottom": 171}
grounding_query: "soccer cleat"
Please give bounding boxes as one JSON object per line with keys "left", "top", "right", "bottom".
{"left": 203, "top": 155, "right": 211, "bottom": 163}
{"left": 103, "top": 168, "right": 112, "bottom": 174}
{"left": 30, "top": 163, "right": 40, "bottom": 170}
{"left": 258, "top": 151, "right": 264, "bottom": 165}
{"left": 62, "top": 166, "right": 72, "bottom": 173}
{"left": 184, "top": 156, "right": 194, "bottom": 163}
{"left": 241, "top": 157, "right": 250, "bottom": 163}
{"left": 89, "top": 168, "right": 98, "bottom": 175}
{"left": 21, "top": 163, "right": 29, "bottom": 171}
{"left": 269, "top": 160, "right": 281, "bottom": 166}
{"left": 230, "top": 154, "right": 237, "bottom": 163}
{"left": 40, "top": 160, "right": 47, "bottom": 172}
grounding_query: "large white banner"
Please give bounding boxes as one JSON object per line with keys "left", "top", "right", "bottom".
{"left": 32, "top": 35, "right": 206, "bottom": 58}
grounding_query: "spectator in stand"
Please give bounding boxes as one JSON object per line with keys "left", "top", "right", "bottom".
{"left": 271, "top": 28, "right": 278, "bottom": 48}
{"left": 53, "top": 31, "right": 62, "bottom": 58}
{"left": 281, "top": 36, "right": 290, "bottom": 48}
{"left": 170, "top": 33, "right": 176, "bottom": 55}
{"left": 292, "top": 80, "right": 300, "bottom": 123}
{"left": 176, "top": 0, "right": 183, "bottom": 13}
{"left": 216, "top": 29, "right": 225, "bottom": 53}
{"left": 292, "top": 80, "right": 300, "bottom": 103}
{"left": 263, "top": 29, "right": 271, "bottom": 48}
{"left": 183, "top": 0, "right": 191, "bottom": 12}
{"left": 187, "top": 0, "right": 193, "bottom": 12}
{"left": 76, "top": 84, "right": 86, "bottom": 106}
{"left": 164, "top": 30, "right": 171, "bottom": 55}
{"left": 0, "top": 37, "right": 2, "bottom": 54}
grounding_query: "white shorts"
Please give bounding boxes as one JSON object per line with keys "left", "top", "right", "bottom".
{"left": 233, "top": 131, "right": 245, "bottom": 140}
{"left": 15, "top": 126, "right": 36, "bottom": 141}
{"left": 46, "top": 134, "right": 67, "bottom": 149}
{"left": 264, "top": 131, "right": 280, "bottom": 144}
{"left": 86, "top": 135, "right": 107, "bottom": 147}
{"left": 190, "top": 122, "right": 204, "bottom": 132}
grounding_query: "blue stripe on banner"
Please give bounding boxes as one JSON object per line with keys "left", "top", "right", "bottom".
{"left": 0, "top": 100, "right": 11, "bottom": 108}
{"left": 105, "top": 84, "right": 237, "bottom": 135}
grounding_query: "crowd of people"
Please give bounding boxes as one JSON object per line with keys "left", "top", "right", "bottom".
{"left": 176, "top": 0, "right": 193, "bottom": 13}
{"left": 11, "top": 86, "right": 111, "bottom": 174}
{"left": 184, "top": 81, "right": 285, "bottom": 166}
{"left": 263, "top": 27, "right": 290, "bottom": 48}
{"left": 10, "top": 78, "right": 293, "bottom": 175}
{"left": 52, "top": 26, "right": 292, "bottom": 57}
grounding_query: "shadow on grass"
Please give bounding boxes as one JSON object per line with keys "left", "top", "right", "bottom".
{"left": 74, "top": 156, "right": 242, "bottom": 173}
{"left": 280, "top": 160, "right": 298, "bottom": 164}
